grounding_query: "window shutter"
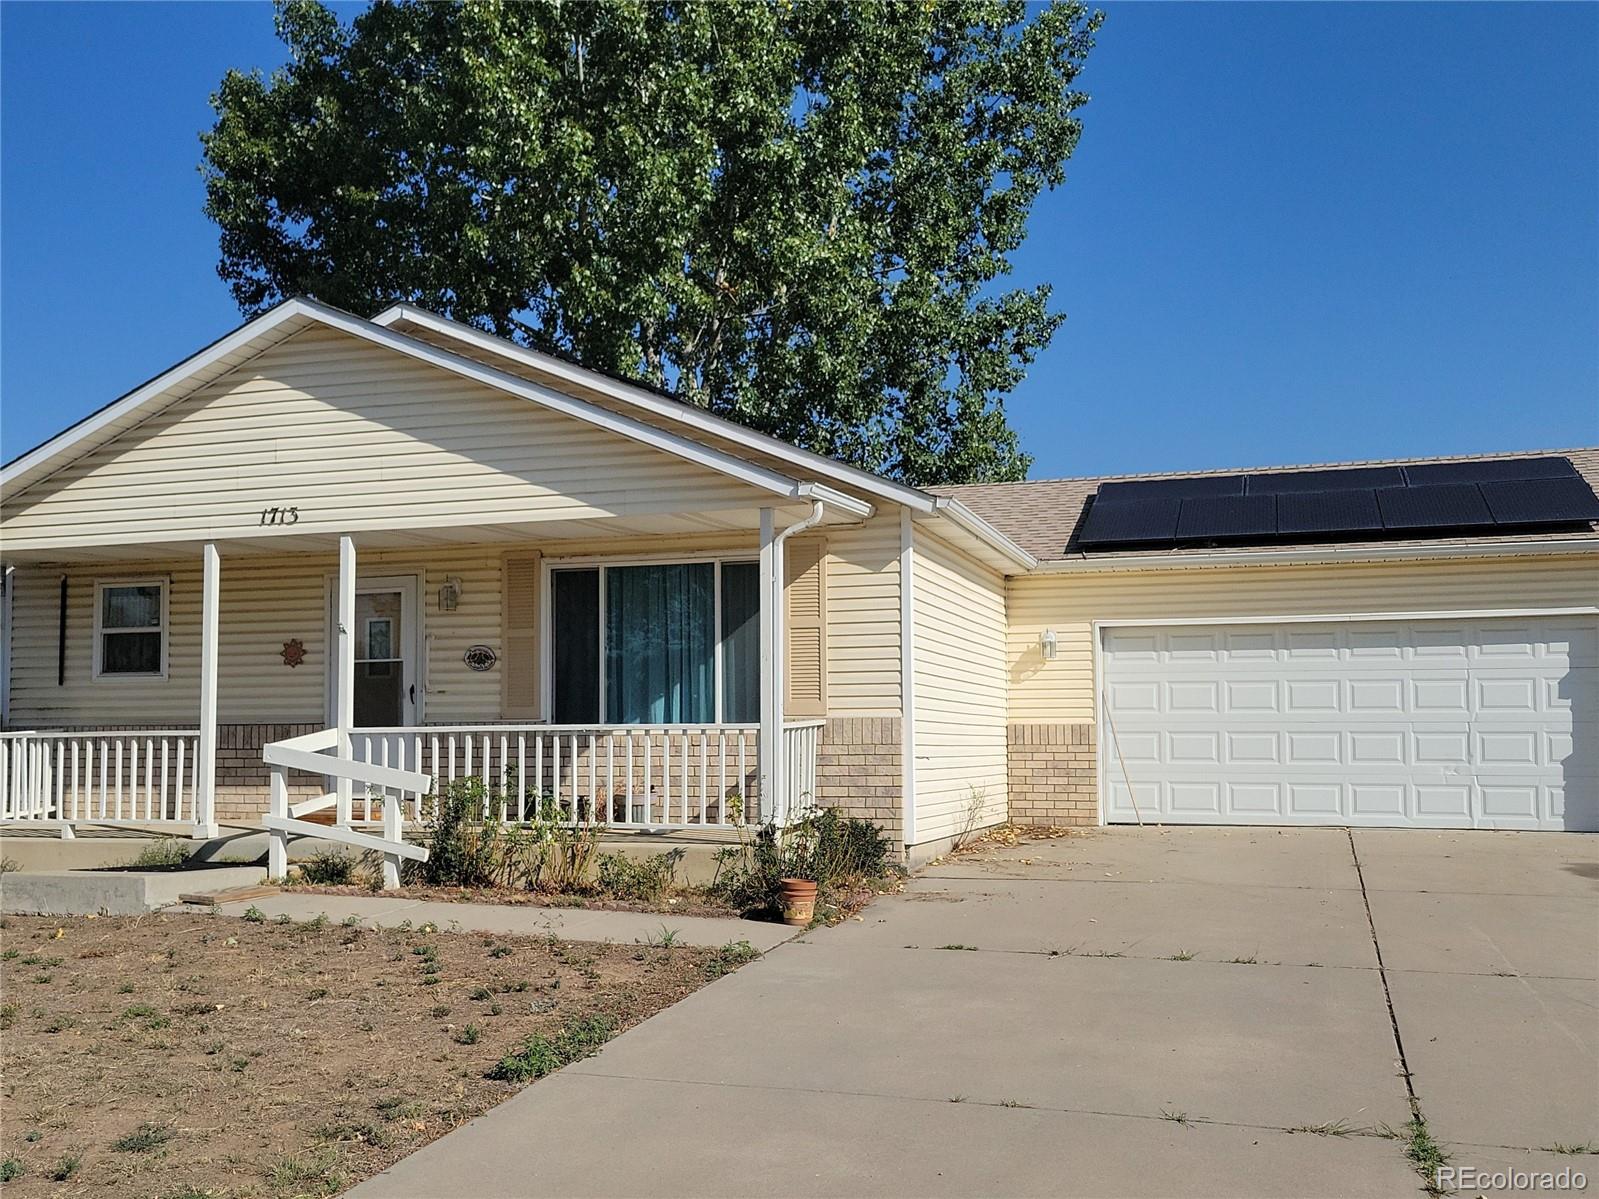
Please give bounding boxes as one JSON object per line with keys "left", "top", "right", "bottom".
{"left": 784, "top": 538, "right": 828, "bottom": 717}
{"left": 501, "top": 552, "right": 541, "bottom": 720}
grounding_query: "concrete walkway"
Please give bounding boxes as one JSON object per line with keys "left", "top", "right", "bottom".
{"left": 348, "top": 826, "right": 1597, "bottom": 1197}
{"left": 201, "top": 891, "right": 797, "bottom": 952}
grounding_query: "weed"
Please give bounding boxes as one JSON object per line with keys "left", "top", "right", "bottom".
{"left": 373, "top": 1095, "right": 425, "bottom": 1121}
{"left": 42, "top": 1013, "right": 79, "bottom": 1034}
{"left": 1402, "top": 1115, "right": 1450, "bottom": 1195}
{"left": 122, "top": 1004, "right": 171, "bottom": 1031}
{"left": 113, "top": 1122, "right": 173, "bottom": 1153}
{"left": 454, "top": 1023, "right": 481, "bottom": 1045}
{"left": 705, "top": 940, "right": 760, "bottom": 979}
{"left": 1288, "top": 1120, "right": 1356, "bottom": 1137}
{"left": 275, "top": 913, "right": 293, "bottom": 925}
{"left": 1546, "top": 1142, "right": 1599, "bottom": 1155}
{"left": 117, "top": 981, "right": 135, "bottom": 994}
{"left": 998, "top": 1099, "right": 1031, "bottom": 1108}
{"left": 0, "top": 1003, "right": 18, "bottom": 1029}
{"left": 242, "top": 905, "right": 266, "bottom": 923}
{"left": 470, "top": 987, "right": 493, "bottom": 1002}
{"left": 488, "top": 1014, "right": 618, "bottom": 1081}
{"left": 488, "top": 1002, "right": 503, "bottom": 1016}
{"left": 342, "top": 915, "right": 360, "bottom": 928}
{"left": 710, "top": 807, "right": 890, "bottom": 918}
{"left": 50, "top": 1152, "right": 82, "bottom": 1181}
{"left": 937, "top": 944, "right": 978, "bottom": 951}
{"left": 1167, "top": 949, "right": 1196, "bottom": 961}
{"left": 299, "top": 848, "right": 356, "bottom": 886}
{"left": 488, "top": 944, "right": 512, "bottom": 959}
{"left": 129, "top": 838, "right": 191, "bottom": 870}
{"left": 31, "top": 973, "right": 53, "bottom": 984}
{"left": 0, "top": 947, "right": 16, "bottom": 960}
{"left": 646, "top": 926, "right": 680, "bottom": 949}
{"left": 306, "top": 987, "right": 330, "bottom": 1001}
{"left": 1088, "top": 950, "right": 1124, "bottom": 958}
{"left": 1230, "top": 955, "right": 1259, "bottom": 965}
{"left": 949, "top": 1094, "right": 967, "bottom": 1103}
{"left": 0, "top": 1157, "right": 22, "bottom": 1181}
{"left": 267, "top": 1147, "right": 345, "bottom": 1195}
{"left": 1159, "top": 1109, "right": 1192, "bottom": 1126}
{"left": 24, "top": 1131, "right": 41, "bottom": 1143}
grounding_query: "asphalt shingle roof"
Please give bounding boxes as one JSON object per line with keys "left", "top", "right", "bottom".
{"left": 932, "top": 447, "right": 1599, "bottom": 563}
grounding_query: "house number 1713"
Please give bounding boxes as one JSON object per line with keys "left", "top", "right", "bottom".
{"left": 259, "top": 506, "right": 301, "bottom": 526}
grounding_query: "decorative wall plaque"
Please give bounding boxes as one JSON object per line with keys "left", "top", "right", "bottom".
{"left": 281, "top": 638, "right": 307, "bottom": 668}
{"left": 463, "top": 644, "right": 498, "bottom": 672}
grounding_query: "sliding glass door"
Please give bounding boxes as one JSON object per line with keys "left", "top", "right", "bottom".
{"left": 550, "top": 559, "right": 759, "bottom": 724}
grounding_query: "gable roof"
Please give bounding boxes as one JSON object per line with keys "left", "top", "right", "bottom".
{"left": 934, "top": 447, "right": 1599, "bottom": 568}
{"left": 1, "top": 297, "right": 868, "bottom": 519}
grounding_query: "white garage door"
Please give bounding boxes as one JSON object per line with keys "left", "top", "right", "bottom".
{"left": 1101, "top": 616, "right": 1598, "bottom": 831}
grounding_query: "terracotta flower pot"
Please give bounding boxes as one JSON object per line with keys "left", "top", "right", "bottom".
{"left": 779, "top": 877, "right": 818, "bottom": 926}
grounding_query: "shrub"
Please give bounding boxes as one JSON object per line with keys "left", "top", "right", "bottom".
{"left": 711, "top": 808, "right": 890, "bottom": 918}
{"left": 595, "top": 849, "right": 684, "bottom": 903}
{"left": 112, "top": 1123, "right": 173, "bottom": 1153}
{"left": 298, "top": 848, "right": 356, "bottom": 886}
{"left": 412, "top": 780, "right": 602, "bottom": 892}
{"left": 128, "top": 839, "right": 191, "bottom": 870}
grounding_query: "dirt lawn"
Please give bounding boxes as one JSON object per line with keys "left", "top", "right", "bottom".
{"left": 0, "top": 913, "right": 755, "bottom": 1197}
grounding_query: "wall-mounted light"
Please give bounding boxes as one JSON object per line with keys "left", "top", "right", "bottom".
{"left": 438, "top": 576, "right": 463, "bottom": 612}
{"left": 1040, "top": 628, "right": 1058, "bottom": 660}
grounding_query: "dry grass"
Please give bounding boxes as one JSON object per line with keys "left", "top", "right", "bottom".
{"left": 0, "top": 913, "right": 751, "bottom": 1197}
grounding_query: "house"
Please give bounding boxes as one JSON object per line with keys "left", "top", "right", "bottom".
{"left": 1, "top": 298, "right": 1594, "bottom": 871}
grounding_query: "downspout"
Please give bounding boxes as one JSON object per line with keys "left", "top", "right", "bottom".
{"left": 770, "top": 499, "right": 826, "bottom": 825}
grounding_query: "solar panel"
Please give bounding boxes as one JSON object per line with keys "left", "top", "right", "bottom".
{"left": 1175, "top": 495, "right": 1277, "bottom": 541}
{"left": 1076, "top": 497, "right": 1181, "bottom": 546}
{"left": 1096, "top": 475, "right": 1244, "bottom": 503}
{"left": 1404, "top": 456, "right": 1578, "bottom": 487}
{"left": 1479, "top": 477, "right": 1599, "bottom": 526}
{"left": 1246, "top": 466, "right": 1406, "bottom": 494}
{"left": 1375, "top": 483, "right": 1492, "bottom": 530}
{"left": 1276, "top": 489, "right": 1383, "bottom": 535}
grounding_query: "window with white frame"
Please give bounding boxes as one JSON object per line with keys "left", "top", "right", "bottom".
{"left": 94, "top": 580, "right": 166, "bottom": 677}
{"left": 550, "top": 559, "right": 759, "bottom": 725}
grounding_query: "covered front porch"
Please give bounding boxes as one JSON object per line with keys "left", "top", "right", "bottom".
{"left": 0, "top": 503, "right": 842, "bottom": 858}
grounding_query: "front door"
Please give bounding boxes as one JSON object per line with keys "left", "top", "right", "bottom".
{"left": 328, "top": 576, "right": 420, "bottom": 728}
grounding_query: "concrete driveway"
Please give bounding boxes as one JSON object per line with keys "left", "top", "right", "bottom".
{"left": 353, "top": 827, "right": 1598, "bottom": 1198}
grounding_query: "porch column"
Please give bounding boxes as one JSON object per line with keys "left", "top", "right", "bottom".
{"left": 194, "top": 542, "right": 220, "bottom": 839}
{"left": 758, "top": 508, "right": 786, "bottom": 824}
{"left": 335, "top": 536, "right": 356, "bottom": 824}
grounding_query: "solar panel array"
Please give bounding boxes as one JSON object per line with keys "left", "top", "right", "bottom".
{"left": 1076, "top": 456, "right": 1599, "bottom": 551}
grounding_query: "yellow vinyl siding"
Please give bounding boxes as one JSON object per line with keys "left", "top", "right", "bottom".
{"left": 1008, "top": 554, "right": 1599, "bottom": 722}
{"left": 912, "top": 528, "right": 1008, "bottom": 844}
{"left": 1, "top": 326, "right": 766, "bottom": 550}
{"left": 7, "top": 548, "right": 504, "bottom": 728}
{"left": 823, "top": 514, "right": 901, "bottom": 716}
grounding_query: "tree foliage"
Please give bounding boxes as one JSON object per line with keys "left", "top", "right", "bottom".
{"left": 203, "top": 0, "right": 1099, "bottom": 484}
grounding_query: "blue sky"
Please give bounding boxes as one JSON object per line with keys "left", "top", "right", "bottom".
{"left": 3, "top": 2, "right": 1595, "bottom": 478}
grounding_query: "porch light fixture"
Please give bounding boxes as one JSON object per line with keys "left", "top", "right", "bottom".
{"left": 1040, "top": 628, "right": 1058, "bottom": 660}
{"left": 438, "top": 576, "right": 463, "bottom": 612}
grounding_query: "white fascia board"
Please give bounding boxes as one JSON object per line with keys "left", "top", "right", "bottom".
{"left": 927, "top": 496, "right": 1038, "bottom": 572}
{"left": 370, "top": 303, "right": 937, "bottom": 515}
{"left": 300, "top": 300, "right": 809, "bottom": 501}
{"left": 1032, "top": 536, "right": 1599, "bottom": 573}
{"left": 2, "top": 299, "right": 315, "bottom": 491}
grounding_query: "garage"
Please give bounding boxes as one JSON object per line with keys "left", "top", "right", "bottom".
{"left": 1100, "top": 616, "right": 1598, "bottom": 830}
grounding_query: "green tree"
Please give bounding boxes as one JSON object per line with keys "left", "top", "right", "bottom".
{"left": 202, "top": 0, "right": 1099, "bottom": 484}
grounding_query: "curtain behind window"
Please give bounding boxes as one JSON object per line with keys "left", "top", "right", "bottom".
{"left": 605, "top": 564, "right": 714, "bottom": 723}
{"left": 719, "top": 562, "right": 760, "bottom": 723}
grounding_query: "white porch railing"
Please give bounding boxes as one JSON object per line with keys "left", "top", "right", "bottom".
{"left": 782, "top": 720, "right": 824, "bottom": 815}
{"left": 0, "top": 730, "right": 202, "bottom": 831}
{"left": 347, "top": 725, "right": 762, "bottom": 830}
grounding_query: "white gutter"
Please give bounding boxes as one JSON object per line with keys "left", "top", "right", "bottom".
{"left": 928, "top": 496, "right": 1038, "bottom": 571}
{"left": 797, "top": 482, "right": 873, "bottom": 521}
{"left": 1032, "top": 535, "right": 1599, "bottom": 573}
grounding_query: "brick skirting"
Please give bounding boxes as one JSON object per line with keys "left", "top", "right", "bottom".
{"left": 215, "top": 723, "right": 324, "bottom": 824}
{"left": 813, "top": 716, "right": 903, "bottom": 851}
{"left": 1007, "top": 722, "right": 1098, "bottom": 826}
